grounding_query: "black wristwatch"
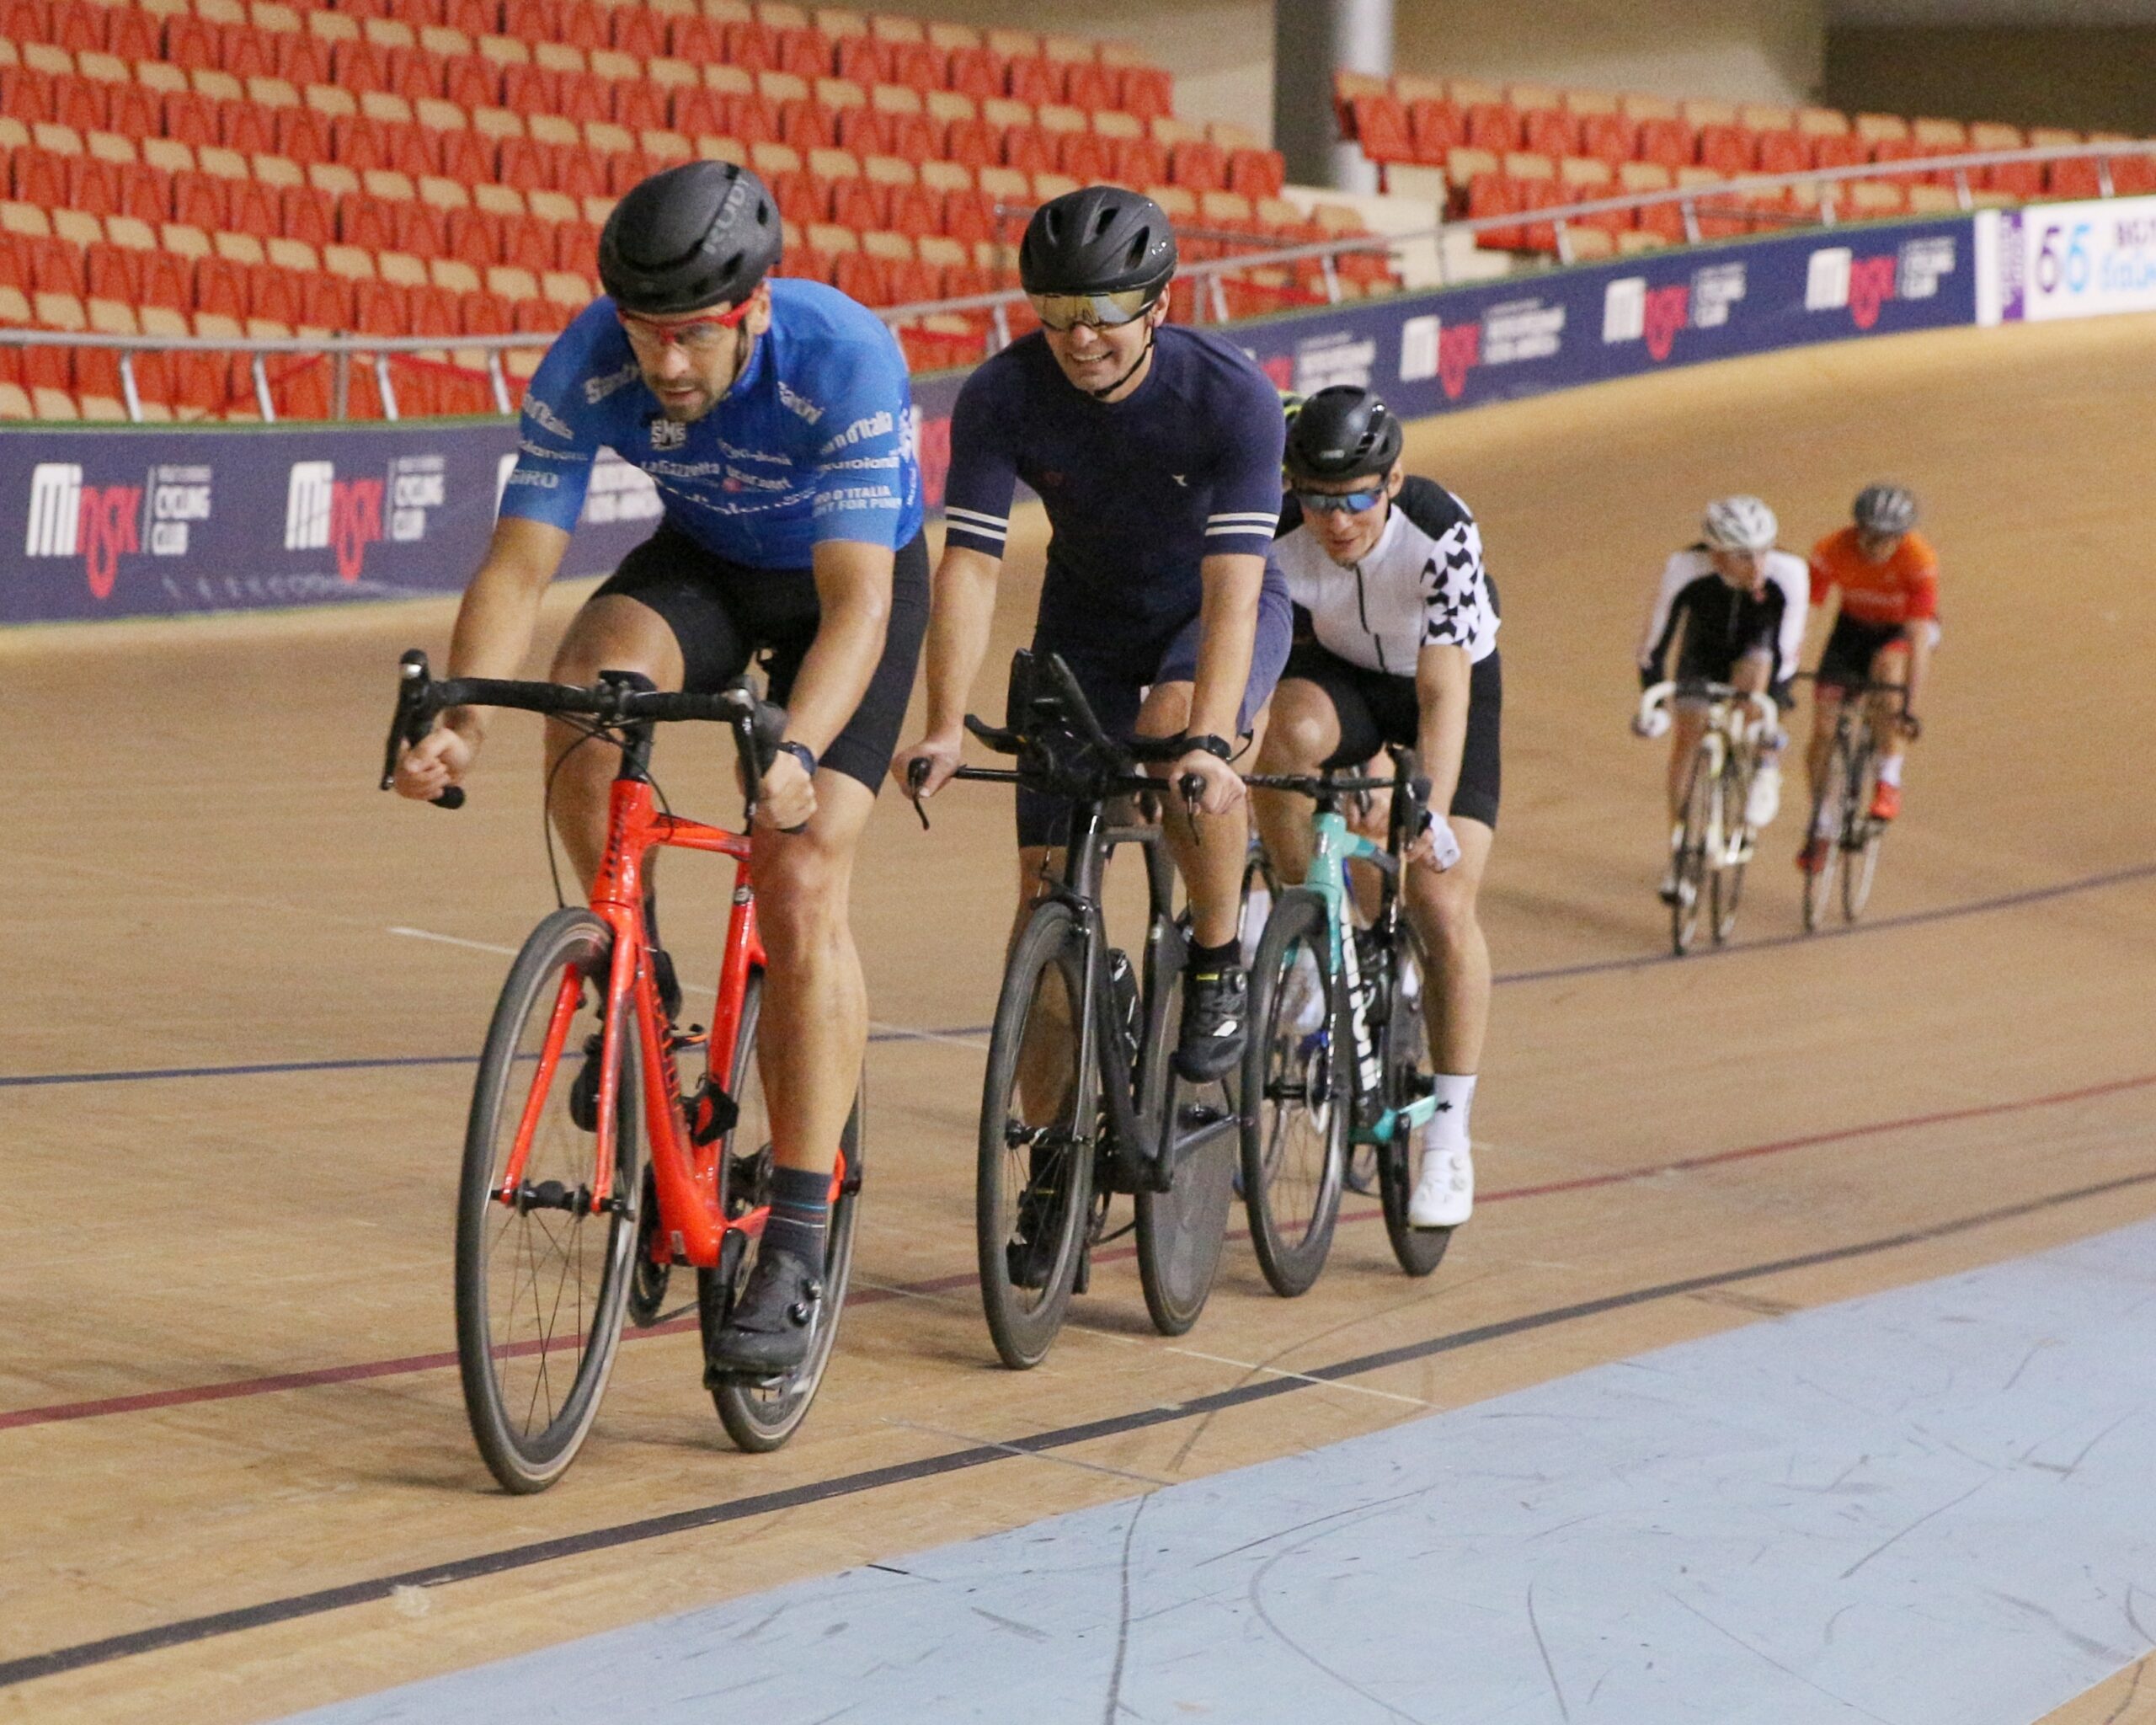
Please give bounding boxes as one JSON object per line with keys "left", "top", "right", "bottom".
{"left": 1182, "top": 733, "right": 1235, "bottom": 761}
{"left": 776, "top": 740, "right": 818, "bottom": 777}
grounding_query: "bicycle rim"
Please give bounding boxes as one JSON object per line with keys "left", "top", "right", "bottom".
{"left": 1671, "top": 755, "right": 1710, "bottom": 955}
{"left": 1712, "top": 759, "right": 1747, "bottom": 944}
{"left": 1801, "top": 752, "right": 1846, "bottom": 932}
{"left": 1378, "top": 932, "right": 1451, "bottom": 1277}
{"left": 1135, "top": 934, "right": 1239, "bottom": 1336}
{"left": 1844, "top": 745, "right": 1885, "bottom": 921}
{"left": 455, "top": 907, "right": 639, "bottom": 1493}
{"left": 975, "top": 900, "right": 1094, "bottom": 1370}
{"left": 1241, "top": 890, "right": 1347, "bottom": 1298}
{"left": 708, "top": 975, "right": 862, "bottom": 1451}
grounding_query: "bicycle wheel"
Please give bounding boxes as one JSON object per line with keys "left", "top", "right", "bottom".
{"left": 1241, "top": 889, "right": 1348, "bottom": 1297}
{"left": 1843, "top": 740, "right": 1886, "bottom": 922}
{"left": 455, "top": 907, "right": 640, "bottom": 1493}
{"left": 1239, "top": 838, "right": 1280, "bottom": 965}
{"left": 975, "top": 899, "right": 1096, "bottom": 1370}
{"left": 701, "top": 970, "right": 863, "bottom": 1452}
{"left": 1377, "top": 932, "right": 1451, "bottom": 1278}
{"left": 1710, "top": 755, "right": 1748, "bottom": 945}
{"left": 1670, "top": 751, "right": 1710, "bottom": 955}
{"left": 1801, "top": 747, "right": 1846, "bottom": 932}
{"left": 1134, "top": 926, "right": 1240, "bottom": 1336}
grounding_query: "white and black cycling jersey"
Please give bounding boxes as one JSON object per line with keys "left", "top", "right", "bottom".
{"left": 1274, "top": 475, "right": 1500, "bottom": 676}
{"left": 1636, "top": 546, "right": 1809, "bottom": 689}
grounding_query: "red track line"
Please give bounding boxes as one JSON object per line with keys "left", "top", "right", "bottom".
{"left": 5, "top": 1072, "right": 2151, "bottom": 1435}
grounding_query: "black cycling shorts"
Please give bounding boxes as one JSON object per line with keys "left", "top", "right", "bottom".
{"left": 1280, "top": 639, "right": 1502, "bottom": 830}
{"left": 1814, "top": 614, "right": 1909, "bottom": 691}
{"left": 591, "top": 523, "right": 929, "bottom": 793}
{"left": 1014, "top": 579, "right": 1295, "bottom": 848}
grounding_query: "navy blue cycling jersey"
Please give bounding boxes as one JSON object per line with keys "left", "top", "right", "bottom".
{"left": 500, "top": 277, "right": 923, "bottom": 569}
{"left": 941, "top": 325, "right": 1287, "bottom": 638}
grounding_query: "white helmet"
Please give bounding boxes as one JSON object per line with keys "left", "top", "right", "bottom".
{"left": 1701, "top": 495, "right": 1778, "bottom": 553}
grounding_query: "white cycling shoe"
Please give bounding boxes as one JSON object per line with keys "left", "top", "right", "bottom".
{"left": 1745, "top": 762, "right": 1781, "bottom": 830}
{"left": 1408, "top": 1137, "right": 1474, "bottom": 1228}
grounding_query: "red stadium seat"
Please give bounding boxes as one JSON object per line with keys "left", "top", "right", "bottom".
{"left": 1118, "top": 67, "right": 1171, "bottom": 122}
{"left": 1812, "top": 133, "right": 1864, "bottom": 171}
{"left": 776, "top": 28, "right": 828, "bottom": 79}
{"left": 1407, "top": 99, "right": 1462, "bottom": 163}
{"left": 830, "top": 34, "right": 884, "bottom": 84}
{"left": 1170, "top": 138, "right": 1226, "bottom": 191}
{"left": 231, "top": 179, "right": 281, "bottom": 238}
{"left": 332, "top": 40, "right": 392, "bottom": 96}
{"left": 0, "top": 67, "right": 55, "bottom": 124}
{"left": 1003, "top": 126, "right": 1055, "bottom": 176}
{"left": 171, "top": 169, "right": 229, "bottom": 230}
{"left": 51, "top": 72, "right": 107, "bottom": 133}
{"left": 1005, "top": 57, "right": 1056, "bottom": 106}
{"left": 722, "top": 21, "right": 778, "bottom": 73}
{"left": 220, "top": 99, "right": 277, "bottom": 158}
{"left": 1227, "top": 148, "right": 1283, "bottom": 198}
{"left": 1635, "top": 118, "right": 1691, "bottom": 170}
{"left": 388, "top": 48, "right": 444, "bottom": 104}
{"left": 163, "top": 90, "right": 220, "bottom": 150}
{"left": 11, "top": 146, "right": 69, "bottom": 206}
{"left": 557, "top": 72, "right": 611, "bottom": 126}
{"left": 2048, "top": 158, "right": 2102, "bottom": 199}
{"left": 83, "top": 240, "right": 139, "bottom": 301}
{"left": 1755, "top": 130, "right": 1807, "bottom": 176}
{"left": 165, "top": 15, "right": 217, "bottom": 72}
{"left": 1110, "top": 135, "right": 1166, "bottom": 187}
{"left": 1058, "top": 131, "right": 1113, "bottom": 183}
{"left": 437, "top": 130, "right": 494, "bottom": 185}
{"left": 499, "top": 65, "right": 558, "bottom": 115}
{"left": 887, "top": 180, "right": 942, "bottom": 238}
{"left": 276, "top": 35, "right": 331, "bottom": 88}
{"left": 886, "top": 41, "right": 940, "bottom": 93}
{"left": 1062, "top": 60, "right": 1113, "bottom": 112}
{"left": 276, "top": 107, "right": 334, "bottom": 167}
{"left": 615, "top": 83, "right": 667, "bottom": 133}
{"left": 107, "top": 81, "right": 161, "bottom": 139}
{"left": 445, "top": 206, "right": 500, "bottom": 266}
{"left": 943, "top": 116, "right": 997, "bottom": 172}
{"left": 220, "top": 25, "right": 274, "bottom": 82}
{"left": 499, "top": 211, "right": 553, "bottom": 271}
{"left": 280, "top": 184, "right": 337, "bottom": 249}
{"left": 396, "top": 201, "right": 449, "bottom": 257}
{"left": 1464, "top": 102, "right": 1518, "bottom": 152}
{"left": 138, "top": 248, "right": 193, "bottom": 311}
{"left": 340, "top": 195, "right": 398, "bottom": 253}
{"left": 443, "top": 56, "right": 498, "bottom": 109}
{"left": 1695, "top": 123, "right": 1753, "bottom": 174}
{"left": 1466, "top": 172, "right": 1524, "bottom": 248}
{"left": 829, "top": 176, "right": 884, "bottom": 231}
{"left": 778, "top": 99, "right": 834, "bottom": 151}
{"left": 117, "top": 163, "right": 172, "bottom": 223}
{"left": 611, "top": 8, "right": 662, "bottom": 59}
{"left": 1576, "top": 112, "right": 1634, "bottom": 165}
{"left": 1349, "top": 94, "right": 1412, "bottom": 167}
{"left": 1522, "top": 108, "right": 1577, "bottom": 159}
{"left": 194, "top": 255, "right": 249, "bottom": 318}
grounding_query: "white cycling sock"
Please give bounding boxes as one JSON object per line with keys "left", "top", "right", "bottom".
{"left": 1429, "top": 1072, "right": 1477, "bottom": 1149}
{"left": 1877, "top": 756, "right": 1903, "bottom": 788}
{"left": 1812, "top": 800, "right": 1835, "bottom": 837}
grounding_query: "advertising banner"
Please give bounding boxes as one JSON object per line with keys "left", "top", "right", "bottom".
{"left": 5, "top": 213, "right": 1977, "bottom": 626}
{"left": 1981, "top": 196, "right": 2156, "bottom": 323}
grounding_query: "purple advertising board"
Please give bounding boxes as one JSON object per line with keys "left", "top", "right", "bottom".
{"left": 4, "top": 215, "right": 1977, "bottom": 626}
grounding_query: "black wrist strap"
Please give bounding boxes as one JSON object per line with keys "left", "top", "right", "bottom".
{"left": 776, "top": 740, "right": 818, "bottom": 777}
{"left": 1183, "top": 733, "right": 1235, "bottom": 761}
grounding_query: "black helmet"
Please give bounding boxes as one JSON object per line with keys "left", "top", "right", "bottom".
{"left": 1283, "top": 385, "right": 1404, "bottom": 483}
{"left": 1854, "top": 483, "right": 1918, "bottom": 536}
{"left": 1017, "top": 184, "right": 1177, "bottom": 300}
{"left": 599, "top": 161, "right": 781, "bottom": 318}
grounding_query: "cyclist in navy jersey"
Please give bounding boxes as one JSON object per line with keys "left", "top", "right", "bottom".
{"left": 892, "top": 185, "right": 1294, "bottom": 1081}
{"left": 392, "top": 162, "right": 926, "bottom": 1376}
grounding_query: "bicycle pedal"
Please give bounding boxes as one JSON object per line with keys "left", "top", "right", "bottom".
{"left": 668, "top": 1025, "right": 707, "bottom": 1053}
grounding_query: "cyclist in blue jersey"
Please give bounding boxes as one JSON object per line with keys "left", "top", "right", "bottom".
{"left": 893, "top": 185, "right": 1292, "bottom": 1081}
{"left": 392, "top": 162, "right": 926, "bottom": 1376}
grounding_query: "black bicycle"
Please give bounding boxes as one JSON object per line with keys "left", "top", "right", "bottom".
{"left": 1801, "top": 675, "right": 1910, "bottom": 930}
{"left": 923, "top": 651, "right": 1242, "bottom": 1368}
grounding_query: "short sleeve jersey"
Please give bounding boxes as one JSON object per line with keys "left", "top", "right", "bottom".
{"left": 1809, "top": 527, "right": 1939, "bottom": 627}
{"left": 1638, "top": 547, "right": 1809, "bottom": 684}
{"left": 940, "top": 326, "right": 1287, "bottom": 638}
{"left": 500, "top": 277, "right": 923, "bottom": 570}
{"left": 1273, "top": 476, "right": 1499, "bottom": 676}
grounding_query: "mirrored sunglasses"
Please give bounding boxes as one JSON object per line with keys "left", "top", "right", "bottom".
{"left": 1292, "top": 485, "right": 1386, "bottom": 515}
{"left": 1027, "top": 288, "right": 1155, "bottom": 332}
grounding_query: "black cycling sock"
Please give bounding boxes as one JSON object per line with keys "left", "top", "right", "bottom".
{"left": 1188, "top": 937, "right": 1241, "bottom": 977}
{"left": 761, "top": 1164, "right": 830, "bottom": 1265}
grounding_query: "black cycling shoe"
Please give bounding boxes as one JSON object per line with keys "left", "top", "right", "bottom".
{"left": 567, "top": 1031, "right": 604, "bottom": 1132}
{"left": 1173, "top": 961, "right": 1248, "bottom": 1083}
{"left": 703, "top": 1245, "right": 822, "bottom": 1381}
{"left": 1005, "top": 1179, "right": 1069, "bottom": 1290}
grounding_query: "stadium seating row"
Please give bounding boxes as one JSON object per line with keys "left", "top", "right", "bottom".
{"left": 0, "top": 0, "right": 1171, "bottom": 104}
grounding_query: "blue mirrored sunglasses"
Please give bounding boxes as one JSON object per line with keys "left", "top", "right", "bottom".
{"left": 1292, "top": 485, "right": 1386, "bottom": 515}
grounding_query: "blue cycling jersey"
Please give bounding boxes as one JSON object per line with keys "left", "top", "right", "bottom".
{"left": 501, "top": 277, "right": 924, "bottom": 569}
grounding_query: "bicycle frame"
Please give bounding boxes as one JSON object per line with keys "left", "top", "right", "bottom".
{"left": 1294, "top": 800, "right": 1440, "bottom": 1152}
{"left": 496, "top": 724, "right": 774, "bottom": 1272}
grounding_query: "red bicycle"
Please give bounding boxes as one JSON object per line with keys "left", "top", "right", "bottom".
{"left": 382, "top": 651, "right": 862, "bottom": 1492}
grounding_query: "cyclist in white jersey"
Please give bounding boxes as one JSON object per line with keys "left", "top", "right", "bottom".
{"left": 1250, "top": 387, "right": 1501, "bottom": 1230}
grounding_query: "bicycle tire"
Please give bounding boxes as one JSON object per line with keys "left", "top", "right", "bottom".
{"left": 1801, "top": 745, "right": 1846, "bottom": 932}
{"left": 1844, "top": 737, "right": 1886, "bottom": 922}
{"left": 1671, "top": 750, "right": 1710, "bottom": 955}
{"left": 975, "top": 900, "right": 1096, "bottom": 1370}
{"left": 1240, "top": 889, "right": 1348, "bottom": 1298}
{"left": 455, "top": 906, "right": 639, "bottom": 1494}
{"left": 1377, "top": 931, "right": 1451, "bottom": 1278}
{"left": 703, "top": 970, "right": 863, "bottom": 1452}
{"left": 1710, "top": 752, "right": 1748, "bottom": 945}
{"left": 1134, "top": 922, "right": 1239, "bottom": 1336}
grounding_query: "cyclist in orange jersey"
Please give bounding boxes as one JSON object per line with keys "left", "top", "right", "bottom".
{"left": 1799, "top": 483, "right": 1936, "bottom": 873}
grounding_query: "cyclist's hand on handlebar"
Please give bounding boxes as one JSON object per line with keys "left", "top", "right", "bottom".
{"left": 1631, "top": 708, "right": 1671, "bottom": 740}
{"left": 1173, "top": 749, "right": 1244, "bottom": 819}
{"left": 891, "top": 734, "right": 959, "bottom": 800}
{"left": 1898, "top": 711, "right": 1923, "bottom": 741}
{"left": 1406, "top": 809, "right": 1464, "bottom": 874}
{"left": 755, "top": 750, "right": 817, "bottom": 834}
{"left": 393, "top": 724, "right": 473, "bottom": 801}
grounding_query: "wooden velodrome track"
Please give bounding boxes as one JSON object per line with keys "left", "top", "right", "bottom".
{"left": 4, "top": 310, "right": 2155, "bottom": 1725}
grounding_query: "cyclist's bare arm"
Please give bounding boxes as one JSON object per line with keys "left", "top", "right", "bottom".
{"left": 1901, "top": 620, "right": 1934, "bottom": 720}
{"left": 1415, "top": 641, "right": 1471, "bottom": 815}
{"left": 785, "top": 538, "right": 896, "bottom": 762}
{"left": 894, "top": 542, "right": 1001, "bottom": 796}
{"left": 392, "top": 515, "right": 570, "bottom": 798}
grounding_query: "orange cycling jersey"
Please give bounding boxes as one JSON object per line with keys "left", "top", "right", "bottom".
{"left": 1809, "top": 527, "right": 1939, "bottom": 628}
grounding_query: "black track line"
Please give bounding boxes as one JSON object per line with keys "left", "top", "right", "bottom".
{"left": 6, "top": 1162, "right": 2153, "bottom": 1691}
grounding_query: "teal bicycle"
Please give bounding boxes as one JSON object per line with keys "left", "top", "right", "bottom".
{"left": 1240, "top": 749, "right": 1453, "bottom": 1290}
